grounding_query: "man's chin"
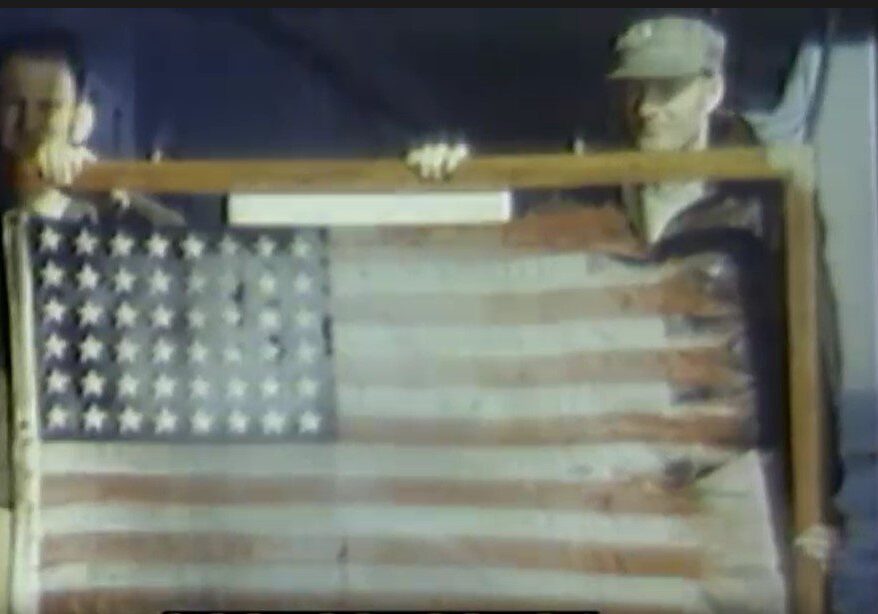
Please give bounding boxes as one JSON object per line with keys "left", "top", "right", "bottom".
{"left": 636, "top": 138, "right": 679, "bottom": 152}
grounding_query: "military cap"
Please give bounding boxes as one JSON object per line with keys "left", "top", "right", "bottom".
{"left": 608, "top": 16, "right": 726, "bottom": 79}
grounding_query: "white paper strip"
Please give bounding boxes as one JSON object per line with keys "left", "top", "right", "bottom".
{"left": 228, "top": 192, "right": 512, "bottom": 226}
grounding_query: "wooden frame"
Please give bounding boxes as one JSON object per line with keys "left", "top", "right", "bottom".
{"left": 12, "top": 146, "right": 828, "bottom": 613}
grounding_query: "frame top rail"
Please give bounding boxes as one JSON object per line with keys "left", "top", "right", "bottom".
{"left": 10, "top": 147, "right": 798, "bottom": 195}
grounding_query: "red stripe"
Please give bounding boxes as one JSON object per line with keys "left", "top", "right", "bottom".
{"left": 39, "top": 589, "right": 684, "bottom": 614}
{"left": 338, "top": 346, "right": 740, "bottom": 387}
{"left": 40, "top": 533, "right": 703, "bottom": 577}
{"left": 339, "top": 412, "right": 746, "bottom": 446}
{"left": 331, "top": 206, "right": 641, "bottom": 254}
{"left": 40, "top": 474, "right": 698, "bottom": 514}
{"left": 331, "top": 275, "right": 734, "bottom": 323}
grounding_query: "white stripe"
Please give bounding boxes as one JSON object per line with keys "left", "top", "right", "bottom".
{"left": 39, "top": 562, "right": 709, "bottom": 610}
{"left": 40, "top": 504, "right": 699, "bottom": 546}
{"left": 334, "top": 320, "right": 722, "bottom": 355}
{"left": 330, "top": 252, "right": 669, "bottom": 295}
{"left": 40, "top": 442, "right": 734, "bottom": 482}
{"left": 338, "top": 382, "right": 679, "bottom": 417}
{"left": 329, "top": 241, "right": 633, "bottom": 263}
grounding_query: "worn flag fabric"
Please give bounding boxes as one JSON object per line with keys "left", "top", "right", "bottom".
{"left": 4, "top": 208, "right": 786, "bottom": 613}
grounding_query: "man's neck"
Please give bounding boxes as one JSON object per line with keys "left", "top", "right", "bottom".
{"left": 637, "top": 181, "right": 707, "bottom": 242}
{"left": 631, "top": 128, "right": 710, "bottom": 242}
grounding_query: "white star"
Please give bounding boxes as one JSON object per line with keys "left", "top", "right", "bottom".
{"left": 153, "top": 338, "right": 175, "bottom": 364}
{"left": 146, "top": 233, "right": 169, "bottom": 258}
{"left": 296, "top": 341, "right": 318, "bottom": 364}
{"left": 293, "top": 273, "right": 313, "bottom": 294}
{"left": 228, "top": 410, "right": 249, "bottom": 434}
{"left": 187, "top": 309, "right": 207, "bottom": 329}
{"left": 192, "top": 410, "right": 213, "bottom": 435}
{"left": 39, "top": 227, "right": 62, "bottom": 252}
{"left": 154, "top": 374, "right": 176, "bottom": 399}
{"left": 79, "top": 335, "right": 104, "bottom": 362}
{"left": 294, "top": 309, "right": 317, "bottom": 328}
{"left": 181, "top": 235, "right": 205, "bottom": 259}
{"left": 222, "top": 306, "right": 241, "bottom": 326}
{"left": 81, "top": 370, "right": 105, "bottom": 397}
{"left": 227, "top": 378, "right": 247, "bottom": 400}
{"left": 261, "top": 377, "right": 280, "bottom": 399}
{"left": 149, "top": 269, "right": 171, "bottom": 294}
{"left": 83, "top": 404, "right": 107, "bottom": 432}
{"left": 257, "top": 273, "right": 276, "bottom": 295}
{"left": 41, "top": 262, "right": 64, "bottom": 287}
{"left": 258, "top": 309, "right": 280, "bottom": 330}
{"left": 46, "top": 369, "right": 70, "bottom": 393}
{"left": 115, "top": 302, "right": 138, "bottom": 328}
{"left": 255, "top": 235, "right": 276, "bottom": 257}
{"left": 296, "top": 377, "right": 319, "bottom": 399}
{"left": 117, "top": 338, "right": 139, "bottom": 363}
{"left": 151, "top": 304, "right": 173, "bottom": 329}
{"left": 261, "top": 343, "right": 280, "bottom": 362}
{"left": 191, "top": 377, "right": 210, "bottom": 399}
{"left": 44, "top": 333, "right": 67, "bottom": 360}
{"left": 74, "top": 229, "right": 98, "bottom": 256}
{"left": 262, "top": 410, "right": 286, "bottom": 434}
{"left": 114, "top": 268, "right": 135, "bottom": 293}
{"left": 298, "top": 410, "right": 322, "bottom": 434}
{"left": 77, "top": 264, "right": 99, "bottom": 290}
{"left": 219, "top": 236, "right": 238, "bottom": 255}
{"left": 46, "top": 404, "right": 68, "bottom": 429}
{"left": 43, "top": 298, "right": 66, "bottom": 323}
{"left": 188, "top": 273, "right": 207, "bottom": 294}
{"left": 119, "top": 406, "right": 143, "bottom": 433}
{"left": 118, "top": 373, "right": 139, "bottom": 398}
{"left": 155, "top": 407, "right": 178, "bottom": 434}
{"left": 78, "top": 301, "right": 103, "bottom": 326}
{"left": 110, "top": 232, "right": 134, "bottom": 257}
{"left": 189, "top": 341, "right": 208, "bottom": 364}
{"left": 223, "top": 345, "right": 242, "bottom": 364}
{"left": 291, "top": 236, "right": 313, "bottom": 258}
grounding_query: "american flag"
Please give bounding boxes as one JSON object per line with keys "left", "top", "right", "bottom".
{"left": 5, "top": 207, "right": 786, "bottom": 613}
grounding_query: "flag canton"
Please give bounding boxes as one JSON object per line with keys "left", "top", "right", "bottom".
{"left": 28, "top": 217, "right": 336, "bottom": 443}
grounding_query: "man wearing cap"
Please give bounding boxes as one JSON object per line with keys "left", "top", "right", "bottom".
{"left": 606, "top": 16, "right": 767, "bottom": 241}
{"left": 407, "top": 13, "right": 842, "bottom": 610}
{"left": 608, "top": 22, "right": 842, "bottom": 562}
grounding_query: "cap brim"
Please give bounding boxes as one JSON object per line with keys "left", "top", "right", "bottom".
{"left": 607, "top": 49, "right": 707, "bottom": 80}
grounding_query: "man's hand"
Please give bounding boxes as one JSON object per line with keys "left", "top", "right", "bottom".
{"left": 405, "top": 141, "right": 470, "bottom": 181}
{"left": 795, "top": 523, "right": 840, "bottom": 572}
{"left": 32, "top": 138, "right": 96, "bottom": 187}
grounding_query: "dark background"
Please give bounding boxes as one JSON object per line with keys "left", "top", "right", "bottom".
{"left": 2, "top": 8, "right": 870, "bottom": 159}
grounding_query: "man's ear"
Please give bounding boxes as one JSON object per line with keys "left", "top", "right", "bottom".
{"left": 70, "top": 98, "right": 95, "bottom": 145}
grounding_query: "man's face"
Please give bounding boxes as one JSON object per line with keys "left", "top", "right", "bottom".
{"left": 0, "top": 55, "right": 78, "bottom": 156}
{"left": 621, "top": 74, "right": 719, "bottom": 151}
